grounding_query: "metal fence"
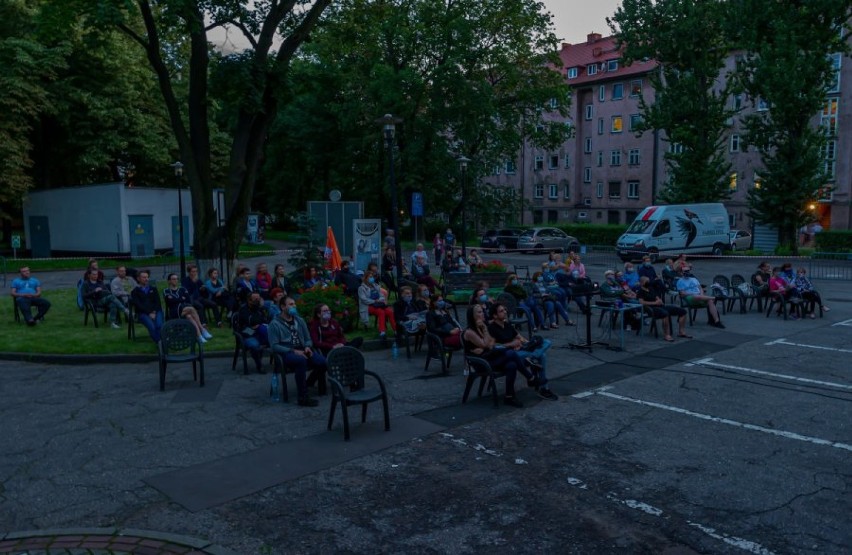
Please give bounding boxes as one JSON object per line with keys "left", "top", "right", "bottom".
{"left": 809, "top": 253, "right": 852, "bottom": 281}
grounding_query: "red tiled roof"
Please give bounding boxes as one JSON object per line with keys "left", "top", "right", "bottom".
{"left": 559, "top": 34, "right": 657, "bottom": 86}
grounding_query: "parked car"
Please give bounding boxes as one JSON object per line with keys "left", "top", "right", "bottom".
{"left": 480, "top": 228, "right": 525, "bottom": 252}
{"left": 729, "top": 229, "right": 752, "bottom": 251}
{"left": 517, "top": 227, "right": 580, "bottom": 254}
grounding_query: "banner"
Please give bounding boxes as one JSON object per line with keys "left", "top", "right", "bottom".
{"left": 352, "top": 218, "right": 382, "bottom": 272}
{"left": 324, "top": 226, "right": 343, "bottom": 272}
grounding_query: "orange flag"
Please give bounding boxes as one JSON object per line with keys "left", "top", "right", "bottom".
{"left": 324, "top": 226, "right": 343, "bottom": 272}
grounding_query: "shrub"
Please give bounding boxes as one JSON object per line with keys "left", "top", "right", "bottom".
{"left": 815, "top": 230, "right": 852, "bottom": 253}
{"left": 294, "top": 284, "right": 358, "bottom": 330}
{"left": 475, "top": 260, "right": 507, "bottom": 272}
{"left": 555, "top": 224, "right": 628, "bottom": 246}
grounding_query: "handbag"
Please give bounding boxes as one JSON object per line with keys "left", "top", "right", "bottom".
{"left": 527, "top": 335, "right": 544, "bottom": 351}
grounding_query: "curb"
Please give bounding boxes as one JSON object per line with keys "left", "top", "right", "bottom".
{"left": 0, "top": 528, "right": 239, "bottom": 555}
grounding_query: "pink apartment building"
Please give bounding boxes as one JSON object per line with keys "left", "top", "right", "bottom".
{"left": 486, "top": 32, "right": 851, "bottom": 232}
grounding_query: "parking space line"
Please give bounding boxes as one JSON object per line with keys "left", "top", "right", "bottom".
{"left": 693, "top": 358, "right": 852, "bottom": 390}
{"left": 832, "top": 318, "right": 852, "bottom": 327}
{"left": 765, "top": 338, "right": 852, "bottom": 353}
{"left": 595, "top": 390, "right": 852, "bottom": 452}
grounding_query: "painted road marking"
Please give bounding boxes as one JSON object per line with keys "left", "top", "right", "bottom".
{"left": 595, "top": 390, "right": 852, "bottom": 452}
{"left": 688, "top": 522, "right": 776, "bottom": 555}
{"left": 693, "top": 358, "right": 852, "bottom": 390}
{"left": 765, "top": 338, "right": 852, "bottom": 353}
{"left": 832, "top": 318, "right": 852, "bottom": 327}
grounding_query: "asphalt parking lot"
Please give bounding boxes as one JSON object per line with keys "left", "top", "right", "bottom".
{"left": 1, "top": 255, "right": 850, "bottom": 554}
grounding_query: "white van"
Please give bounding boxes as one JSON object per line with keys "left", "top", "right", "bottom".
{"left": 617, "top": 203, "right": 730, "bottom": 262}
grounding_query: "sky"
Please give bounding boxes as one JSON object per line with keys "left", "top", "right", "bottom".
{"left": 543, "top": 0, "right": 622, "bottom": 44}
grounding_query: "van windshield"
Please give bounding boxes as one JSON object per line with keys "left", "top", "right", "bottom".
{"left": 626, "top": 220, "right": 654, "bottom": 234}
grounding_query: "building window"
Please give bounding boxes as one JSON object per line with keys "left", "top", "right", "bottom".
{"left": 564, "top": 183, "right": 570, "bottom": 198}
{"left": 505, "top": 159, "right": 516, "bottom": 174}
{"left": 564, "top": 153, "right": 571, "bottom": 168}
{"left": 730, "top": 134, "right": 740, "bottom": 152}
{"left": 549, "top": 154, "right": 559, "bottom": 169}
{"left": 733, "top": 94, "right": 743, "bottom": 110}
{"left": 627, "top": 180, "right": 639, "bottom": 199}
{"left": 612, "top": 83, "right": 624, "bottom": 100}
{"left": 611, "top": 115, "right": 623, "bottom": 133}
{"left": 822, "top": 140, "right": 837, "bottom": 179}
{"left": 534, "top": 155, "right": 544, "bottom": 171}
{"left": 756, "top": 97, "right": 769, "bottom": 111}
{"left": 669, "top": 142, "right": 684, "bottom": 154}
{"left": 548, "top": 184, "right": 558, "bottom": 199}
{"left": 587, "top": 64, "right": 598, "bottom": 76}
{"left": 567, "top": 67, "right": 578, "bottom": 79}
{"left": 753, "top": 173, "right": 762, "bottom": 189}
{"left": 608, "top": 181, "right": 621, "bottom": 199}
{"left": 584, "top": 137, "right": 593, "bottom": 153}
{"left": 584, "top": 167, "right": 592, "bottom": 183}
{"left": 565, "top": 120, "right": 576, "bottom": 138}
{"left": 596, "top": 182, "right": 604, "bottom": 198}
{"left": 729, "top": 172, "right": 738, "bottom": 192}
{"left": 824, "top": 160, "right": 837, "bottom": 180}
{"left": 629, "top": 114, "right": 642, "bottom": 132}
{"left": 607, "top": 59, "right": 619, "bottom": 72}
{"left": 630, "top": 79, "right": 642, "bottom": 97}
{"left": 549, "top": 97, "right": 558, "bottom": 109}
{"left": 534, "top": 183, "right": 544, "bottom": 198}
{"left": 585, "top": 104, "right": 594, "bottom": 120}
{"left": 493, "top": 163, "right": 501, "bottom": 175}
{"left": 822, "top": 98, "right": 838, "bottom": 135}
{"left": 628, "top": 148, "right": 640, "bottom": 166}
{"left": 610, "top": 150, "right": 621, "bottom": 166}
{"left": 828, "top": 53, "right": 841, "bottom": 94}
{"left": 596, "top": 151, "right": 603, "bottom": 167}
{"left": 597, "top": 118, "right": 604, "bottom": 135}
{"left": 599, "top": 85, "right": 605, "bottom": 102}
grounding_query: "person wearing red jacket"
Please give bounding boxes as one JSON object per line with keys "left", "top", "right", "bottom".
{"left": 308, "top": 304, "right": 364, "bottom": 355}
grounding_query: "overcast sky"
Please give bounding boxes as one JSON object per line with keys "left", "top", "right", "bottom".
{"left": 543, "top": 0, "right": 622, "bottom": 44}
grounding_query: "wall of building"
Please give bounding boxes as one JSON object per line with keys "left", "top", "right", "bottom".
{"left": 123, "top": 187, "right": 194, "bottom": 251}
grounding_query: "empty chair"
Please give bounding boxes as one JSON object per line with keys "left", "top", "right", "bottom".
{"left": 462, "top": 356, "right": 506, "bottom": 408}
{"left": 326, "top": 346, "right": 390, "bottom": 441}
{"left": 157, "top": 319, "right": 204, "bottom": 391}
{"left": 730, "top": 274, "right": 762, "bottom": 313}
{"left": 423, "top": 331, "right": 457, "bottom": 375}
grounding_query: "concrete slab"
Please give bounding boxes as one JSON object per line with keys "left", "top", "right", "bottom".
{"left": 171, "top": 379, "right": 222, "bottom": 403}
{"left": 144, "top": 415, "right": 444, "bottom": 511}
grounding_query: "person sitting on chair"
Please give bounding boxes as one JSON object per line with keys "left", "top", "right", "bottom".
{"left": 82, "top": 268, "right": 129, "bottom": 329}
{"left": 393, "top": 285, "right": 428, "bottom": 339}
{"left": 237, "top": 292, "right": 270, "bottom": 372}
{"left": 636, "top": 276, "right": 689, "bottom": 342}
{"left": 334, "top": 260, "right": 362, "bottom": 298}
{"left": 204, "top": 267, "right": 234, "bottom": 323}
{"left": 182, "top": 264, "right": 214, "bottom": 327}
{"left": 467, "top": 249, "right": 484, "bottom": 268}
{"left": 233, "top": 266, "right": 254, "bottom": 307}
{"left": 793, "top": 267, "right": 829, "bottom": 319}
{"left": 488, "top": 302, "right": 557, "bottom": 401}
{"left": 255, "top": 262, "right": 273, "bottom": 299}
{"left": 426, "top": 294, "right": 463, "bottom": 349}
{"left": 463, "top": 304, "right": 536, "bottom": 408}
{"left": 270, "top": 263, "right": 291, "bottom": 296}
{"left": 309, "top": 303, "right": 364, "bottom": 355}
{"left": 11, "top": 266, "right": 51, "bottom": 326}
{"left": 503, "top": 273, "right": 545, "bottom": 331}
{"left": 637, "top": 255, "right": 666, "bottom": 298}
{"left": 358, "top": 270, "right": 396, "bottom": 339}
{"left": 411, "top": 256, "right": 441, "bottom": 294}
{"left": 599, "top": 270, "right": 642, "bottom": 330}
{"left": 130, "top": 270, "right": 163, "bottom": 342}
{"left": 268, "top": 296, "right": 327, "bottom": 407}
{"left": 769, "top": 266, "right": 801, "bottom": 319}
{"left": 164, "top": 273, "right": 212, "bottom": 342}
{"left": 110, "top": 265, "right": 137, "bottom": 312}
{"left": 677, "top": 265, "right": 725, "bottom": 328}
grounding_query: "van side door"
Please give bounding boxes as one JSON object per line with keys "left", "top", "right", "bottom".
{"left": 652, "top": 219, "right": 672, "bottom": 249}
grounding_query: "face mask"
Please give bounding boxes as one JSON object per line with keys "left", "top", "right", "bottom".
{"left": 571, "top": 271, "right": 579, "bottom": 279}
{"left": 287, "top": 307, "right": 299, "bottom": 317}
{"left": 368, "top": 277, "right": 375, "bottom": 284}
{"left": 321, "top": 311, "right": 331, "bottom": 320}
{"left": 549, "top": 261, "right": 557, "bottom": 267}
{"left": 626, "top": 267, "right": 634, "bottom": 273}
{"left": 402, "top": 295, "right": 412, "bottom": 302}
{"left": 606, "top": 276, "right": 614, "bottom": 282}
{"left": 643, "top": 262, "right": 652, "bottom": 268}
{"left": 511, "top": 279, "right": 518, "bottom": 286}
{"left": 683, "top": 271, "right": 693, "bottom": 277}
{"left": 436, "top": 300, "right": 446, "bottom": 309}
{"left": 537, "top": 276, "right": 544, "bottom": 283}
{"left": 479, "top": 294, "right": 488, "bottom": 303}
{"left": 421, "top": 290, "right": 430, "bottom": 298}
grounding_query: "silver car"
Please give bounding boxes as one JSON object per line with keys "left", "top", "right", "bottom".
{"left": 729, "top": 229, "right": 752, "bottom": 251}
{"left": 517, "top": 227, "right": 581, "bottom": 254}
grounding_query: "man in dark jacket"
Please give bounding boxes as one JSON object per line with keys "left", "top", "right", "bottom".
{"left": 334, "top": 260, "right": 362, "bottom": 298}
{"left": 237, "top": 292, "right": 270, "bottom": 373}
{"left": 130, "top": 270, "right": 163, "bottom": 342}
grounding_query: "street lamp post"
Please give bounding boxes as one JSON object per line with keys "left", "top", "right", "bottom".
{"left": 172, "top": 161, "right": 186, "bottom": 280}
{"left": 378, "top": 114, "right": 404, "bottom": 285}
{"left": 458, "top": 156, "right": 470, "bottom": 259}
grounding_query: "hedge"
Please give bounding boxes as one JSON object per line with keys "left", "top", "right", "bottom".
{"left": 815, "top": 230, "right": 852, "bottom": 253}
{"left": 554, "top": 224, "right": 627, "bottom": 247}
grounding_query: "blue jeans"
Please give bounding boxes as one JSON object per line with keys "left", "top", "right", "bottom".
{"left": 522, "top": 297, "right": 546, "bottom": 328}
{"left": 243, "top": 324, "right": 270, "bottom": 368}
{"left": 15, "top": 297, "right": 51, "bottom": 322}
{"left": 275, "top": 350, "right": 328, "bottom": 398}
{"left": 138, "top": 311, "right": 164, "bottom": 343}
{"left": 517, "top": 338, "right": 552, "bottom": 388}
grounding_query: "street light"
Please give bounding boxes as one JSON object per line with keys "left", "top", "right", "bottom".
{"left": 377, "top": 113, "right": 404, "bottom": 285}
{"left": 458, "top": 155, "right": 471, "bottom": 259}
{"left": 171, "top": 161, "right": 186, "bottom": 280}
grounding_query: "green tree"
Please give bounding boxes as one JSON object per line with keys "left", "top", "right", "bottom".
{"left": 733, "top": 1, "right": 850, "bottom": 253}
{"left": 262, "top": 0, "right": 570, "bottom": 227}
{"left": 609, "top": 0, "right": 734, "bottom": 203}
{"left": 72, "top": 0, "right": 334, "bottom": 260}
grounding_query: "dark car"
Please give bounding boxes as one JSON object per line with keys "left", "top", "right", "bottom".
{"left": 480, "top": 228, "right": 525, "bottom": 252}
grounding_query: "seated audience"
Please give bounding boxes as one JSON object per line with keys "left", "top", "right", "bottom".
{"left": 393, "top": 285, "right": 428, "bottom": 338}
{"left": 163, "top": 273, "right": 212, "bottom": 342}
{"left": 636, "top": 276, "right": 689, "bottom": 341}
{"left": 769, "top": 266, "right": 801, "bottom": 319}
{"left": 255, "top": 262, "right": 273, "bottom": 299}
{"left": 358, "top": 270, "right": 396, "bottom": 338}
{"left": 182, "top": 264, "right": 212, "bottom": 326}
{"left": 309, "top": 303, "right": 364, "bottom": 355}
{"left": 334, "top": 260, "right": 362, "bottom": 298}
{"left": 233, "top": 266, "right": 255, "bottom": 306}
{"left": 793, "top": 267, "right": 829, "bottom": 319}
{"left": 269, "top": 296, "right": 327, "bottom": 406}
{"left": 599, "top": 269, "right": 642, "bottom": 330}
{"left": 411, "top": 256, "right": 441, "bottom": 293}
{"left": 82, "top": 268, "right": 129, "bottom": 329}
{"left": 503, "top": 273, "right": 546, "bottom": 331}
{"left": 467, "top": 249, "right": 484, "bottom": 268}
{"left": 204, "top": 267, "right": 234, "bottom": 322}
{"left": 130, "top": 270, "right": 163, "bottom": 342}
{"left": 677, "top": 264, "right": 725, "bottom": 328}
{"left": 637, "top": 255, "right": 666, "bottom": 298}
{"left": 237, "top": 292, "right": 271, "bottom": 372}
{"left": 270, "top": 263, "right": 291, "bottom": 295}
{"left": 110, "top": 265, "right": 137, "bottom": 311}
{"left": 425, "top": 294, "right": 463, "bottom": 349}
{"left": 411, "top": 243, "right": 429, "bottom": 266}
{"left": 11, "top": 266, "right": 51, "bottom": 326}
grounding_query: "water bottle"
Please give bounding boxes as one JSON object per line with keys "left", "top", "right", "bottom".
{"left": 270, "top": 372, "right": 280, "bottom": 402}
{"left": 391, "top": 342, "right": 399, "bottom": 360}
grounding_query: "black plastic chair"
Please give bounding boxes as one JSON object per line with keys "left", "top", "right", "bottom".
{"left": 83, "top": 299, "right": 111, "bottom": 327}
{"left": 398, "top": 325, "right": 425, "bottom": 359}
{"left": 230, "top": 312, "right": 271, "bottom": 374}
{"left": 462, "top": 355, "right": 505, "bottom": 408}
{"left": 157, "top": 319, "right": 204, "bottom": 391}
{"left": 765, "top": 291, "right": 802, "bottom": 320}
{"left": 730, "top": 274, "right": 762, "bottom": 313}
{"left": 423, "top": 331, "right": 456, "bottom": 375}
{"left": 271, "top": 352, "right": 299, "bottom": 403}
{"left": 326, "top": 346, "right": 390, "bottom": 441}
{"left": 710, "top": 275, "right": 732, "bottom": 315}
{"left": 12, "top": 297, "right": 21, "bottom": 323}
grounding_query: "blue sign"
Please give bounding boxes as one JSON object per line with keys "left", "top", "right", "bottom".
{"left": 412, "top": 192, "right": 424, "bottom": 217}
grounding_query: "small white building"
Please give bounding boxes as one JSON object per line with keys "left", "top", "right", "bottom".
{"left": 22, "top": 183, "right": 221, "bottom": 258}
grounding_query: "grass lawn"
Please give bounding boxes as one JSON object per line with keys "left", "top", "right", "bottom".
{"left": 2, "top": 288, "right": 383, "bottom": 355}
